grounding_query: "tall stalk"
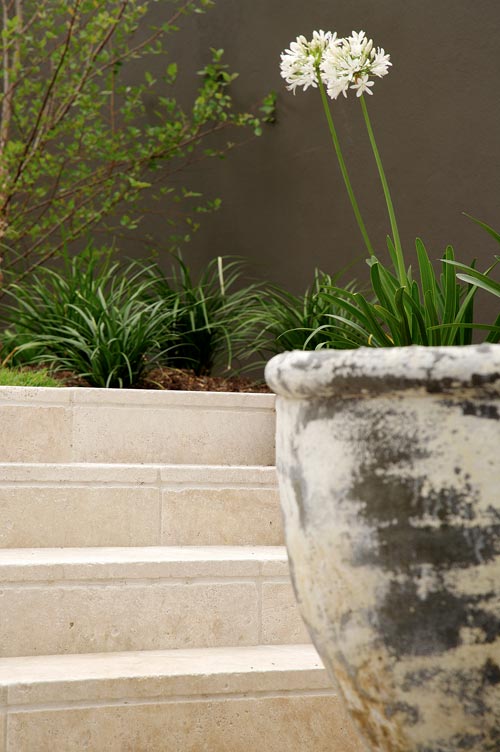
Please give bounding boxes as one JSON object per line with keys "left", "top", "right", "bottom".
{"left": 359, "top": 94, "right": 406, "bottom": 286}
{"left": 316, "top": 67, "right": 374, "bottom": 257}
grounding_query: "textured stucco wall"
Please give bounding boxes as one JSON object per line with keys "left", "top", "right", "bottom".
{"left": 124, "top": 0, "right": 500, "bottom": 319}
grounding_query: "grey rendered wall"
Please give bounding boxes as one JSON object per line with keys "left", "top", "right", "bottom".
{"left": 128, "top": 0, "right": 500, "bottom": 319}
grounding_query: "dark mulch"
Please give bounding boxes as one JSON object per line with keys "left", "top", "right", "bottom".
{"left": 49, "top": 366, "right": 271, "bottom": 393}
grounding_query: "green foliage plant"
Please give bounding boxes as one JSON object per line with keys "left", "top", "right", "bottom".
{"left": 0, "top": 0, "right": 272, "bottom": 291}
{"left": 2, "top": 247, "right": 174, "bottom": 387}
{"left": 251, "top": 270, "right": 358, "bottom": 355}
{"left": 142, "top": 255, "right": 264, "bottom": 375}
{"left": 439, "top": 214, "right": 500, "bottom": 342}
{"left": 279, "top": 30, "right": 500, "bottom": 347}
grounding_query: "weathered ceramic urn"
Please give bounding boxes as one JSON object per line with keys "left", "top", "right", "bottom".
{"left": 265, "top": 345, "right": 500, "bottom": 752}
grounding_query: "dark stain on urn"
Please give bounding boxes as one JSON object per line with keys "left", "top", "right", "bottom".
{"left": 345, "top": 395, "right": 500, "bottom": 571}
{"left": 471, "top": 369, "right": 500, "bottom": 387}
{"left": 286, "top": 397, "right": 353, "bottom": 528}
{"left": 385, "top": 700, "right": 420, "bottom": 725}
{"left": 400, "top": 662, "right": 500, "bottom": 749}
{"left": 418, "top": 732, "right": 488, "bottom": 751}
{"left": 289, "top": 468, "right": 308, "bottom": 529}
{"left": 343, "top": 404, "right": 500, "bottom": 661}
{"left": 403, "top": 659, "right": 500, "bottom": 714}
{"left": 375, "top": 580, "right": 500, "bottom": 656}
{"left": 447, "top": 659, "right": 500, "bottom": 718}
{"left": 295, "top": 396, "right": 349, "bottom": 432}
{"left": 401, "top": 666, "right": 442, "bottom": 691}
{"left": 482, "top": 658, "right": 500, "bottom": 686}
{"left": 352, "top": 474, "right": 500, "bottom": 570}
{"left": 460, "top": 401, "right": 499, "bottom": 420}
{"left": 418, "top": 727, "right": 500, "bottom": 751}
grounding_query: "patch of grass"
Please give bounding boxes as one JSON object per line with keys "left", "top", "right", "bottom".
{"left": 0, "top": 367, "right": 60, "bottom": 387}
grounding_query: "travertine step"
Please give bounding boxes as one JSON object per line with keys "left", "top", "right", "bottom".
{"left": 0, "top": 644, "right": 362, "bottom": 752}
{"left": 0, "top": 385, "right": 364, "bottom": 750}
{"left": 0, "top": 547, "right": 308, "bottom": 657}
{"left": 0, "top": 463, "right": 282, "bottom": 548}
{"left": 0, "top": 387, "right": 275, "bottom": 465}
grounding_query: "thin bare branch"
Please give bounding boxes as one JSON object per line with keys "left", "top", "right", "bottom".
{"left": 91, "top": 0, "right": 193, "bottom": 78}
{"left": 4, "top": 115, "right": 237, "bottom": 270}
{"left": 49, "top": 1, "right": 129, "bottom": 130}
{"left": 8, "top": 114, "right": 237, "bottom": 227}
{"left": 0, "top": 0, "right": 13, "bottom": 154}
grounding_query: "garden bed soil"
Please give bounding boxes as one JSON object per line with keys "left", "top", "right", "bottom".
{"left": 50, "top": 366, "right": 271, "bottom": 393}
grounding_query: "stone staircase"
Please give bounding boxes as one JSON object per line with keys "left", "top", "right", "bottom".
{"left": 0, "top": 386, "right": 360, "bottom": 751}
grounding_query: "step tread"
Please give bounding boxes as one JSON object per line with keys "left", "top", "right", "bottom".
{"left": 0, "top": 386, "right": 276, "bottom": 408}
{"left": 0, "top": 545, "right": 290, "bottom": 581}
{"left": 0, "top": 645, "right": 330, "bottom": 706}
{"left": 0, "top": 461, "right": 278, "bottom": 485}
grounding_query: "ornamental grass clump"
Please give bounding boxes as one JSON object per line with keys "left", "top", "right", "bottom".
{"left": 1, "top": 248, "right": 174, "bottom": 388}
{"left": 141, "top": 255, "right": 264, "bottom": 376}
{"left": 252, "top": 270, "right": 358, "bottom": 355}
{"left": 279, "top": 30, "right": 500, "bottom": 347}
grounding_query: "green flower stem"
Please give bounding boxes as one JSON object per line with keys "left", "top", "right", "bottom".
{"left": 359, "top": 94, "right": 406, "bottom": 286}
{"left": 316, "top": 69, "right": 374, "bottom": 257}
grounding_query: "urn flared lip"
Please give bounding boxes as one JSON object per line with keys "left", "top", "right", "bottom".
{"left": 264, "top": 344, "right": 500, "bottom": 399}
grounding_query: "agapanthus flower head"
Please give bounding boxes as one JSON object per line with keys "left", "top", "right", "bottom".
{"left": 321, "top": 30, "right": 391, "bottom": 99}
{"left": 280, "top": 30, "right": 340, "bottom": 94}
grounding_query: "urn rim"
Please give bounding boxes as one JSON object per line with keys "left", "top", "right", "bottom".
{"left": 264, "top": 344, "right": 500, "bottom": 399}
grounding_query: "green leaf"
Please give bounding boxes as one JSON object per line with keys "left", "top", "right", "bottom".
{"left": 456, "top": 273, "right": 500, "bottom": 297}
{"left": 370, "top": 261, "right": 398, "bottom": 313}
{"left": 401, "top": 288, "right": 429, "bottom": 345}
{"left": 441, "top": 246, "right": 459, "bottom": 344}
{"left": 463, "top": 213, "right": 500, "bottom": 245}
{"left": 353, "top": 293, "right": 395, "bottom": 346}
{"left": 423, "top": 289, "right": 440, "bottom": 345}
{"left": 386, "top": 235, "right": 399, "bottom": 273}
{"left": 487, "top": 313, "right": 500, "bottom": 344}
{"left": 394, "top": 287, "right": 412, "bottom": 345}
{"left": 416, "top": 238, "right": 441, "bottom": 333}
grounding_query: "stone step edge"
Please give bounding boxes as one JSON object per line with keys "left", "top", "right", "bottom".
{"left": 0, "top": 386, "right": 275, "bottom": 410}
{"left": 0, "top": 545, "right": 290, "bottom": 583}
{"left": 0, "top": 462, "right": 278, "bottom": 487}
{"left": 0, "top": 645, "right": 331, "bottom": 709}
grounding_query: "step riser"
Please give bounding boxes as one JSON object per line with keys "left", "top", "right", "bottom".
{"left": 1, "top": 694, "right": 361, "bottom": 752}
{"left": 0, "top": 465, "right": 282, "bottom": 548}
{"left": 0, "top": 486, "right": 283, "bottom": 548}
{"left": 0, "top": 577, "right": 307, "bottom": 657}
{"left": 0, "top": 388, "right": 275, "bottom": 465}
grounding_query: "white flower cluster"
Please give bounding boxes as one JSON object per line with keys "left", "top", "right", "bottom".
{"left": 279, "top": 30, "right": 339, "bottom": 94}
{"left": 280, "top": 30, "right": 391, "bottom": 99}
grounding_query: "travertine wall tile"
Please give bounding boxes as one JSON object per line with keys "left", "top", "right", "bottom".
{"left": 261, "top": 582, "right": 310, "bottom": 644}
{"left": 0, "top": 487, "right": 160, "bottom": 548}
{"left": 0, "top": 387, "right": 71, "bottom": 405}
{"left": 0, "top": 711, "right": 5, "bottom": 752}
{"left": 0, "top": 583, "right": 259, "bottom": 656}
{"left": 0, "top": 407, "right": 72, "bottom": 462}
{"left": 6, "top": 695, "right": 364, "bottom": 752}
{"left": 71, "top": 405, "right": 275, "bottom": 465}
{"left": 161, "top": 487, "right": 283, "bottom": 545}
